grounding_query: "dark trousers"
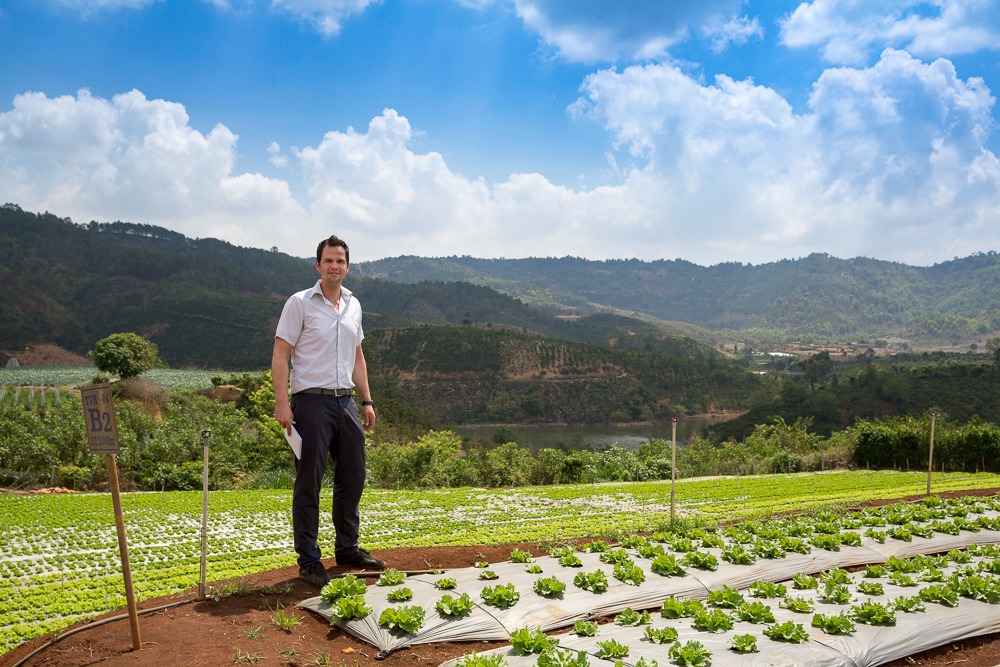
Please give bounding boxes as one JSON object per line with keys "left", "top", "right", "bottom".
{"left": 290, "top": 393, "right": 367, "bottom": 567}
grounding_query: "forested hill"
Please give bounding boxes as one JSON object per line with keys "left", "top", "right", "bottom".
{"left": 362, "top": 253, "right": 1000, "bottom": 342}
{"left": 0, "top": 205, "right": 709, "bottom": 369}
{"left": 5, "top": 202, "right": 999, "bottom": 372}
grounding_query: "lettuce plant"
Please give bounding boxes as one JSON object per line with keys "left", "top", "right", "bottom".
{"left": 387, "top": 587, "right": 413, "bottom": 602}
{"left": 594, "top": 639, "right": 629, "bottom": 660}
{"left": 850, "top": 601, "right": 897, "bottom": 625}
{"left": 320, "top": 574, "right": 367, "bottom": 604}
{"left": 763, "top": 620, "right": 809, "bottom": 643}
{"left": 435, "top": 592, "right": 474, "bottom": 617}
{"left": 510, "top": 627, "right": 558, "bottom": 655}
{"left": 781, "top": 595, "right": 815, "bottom": 613}
{"left": 573, "top": 570, "right": 609, "bottom": 593}
{"left": 533, "top": 576, "right": 566, "bottom": 598}
{"left": 614, "top": 608, "right": 651, "bottom": 626}
{"left": 735, "top": 601, "right": 774, "bottom": 624}
{"left": 650, "top": 553, "right": 685, "bottom": 577}
{"left": 328, "top": 595, "right": 372, "bottom": 623}
{"left": 376, "top": 568, "right": 407, "bottom": 586}
{"left": 481, "top": 583, "right": 520, "bottom": 608}
{"left": 668, "top": 640, "right": 711, "bottom": 667}
{"left": 457, "top": 653, "right": 506, "bottom": 667}
{"left": 613, "top": 562, "right": 645, "bottom": 586}
{"left": 730, "top": 634, "right": 758, "bottom": 654}
{"left": 812, "top": 612, "right": 855, "bottom": 634}
{"left": 379, "top": 605, "right": 425, "bottom": 634}
{"left": 642, "top": 626, "right": 678, "bottom": 644}
{"left": 691, "top": 608, "right": 733, "bottom": 633}
{"left": 537, "top": 648, "right": 589, "bottom": 667}
{"left": 748, "top": 581, "right": 786, "bottom": 598}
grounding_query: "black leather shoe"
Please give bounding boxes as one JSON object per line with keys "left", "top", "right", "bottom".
{"left": 299, "top": 561, "right": 331, "bottom": 587}
{"left": 336, "top": 547, "right": 385, "bottom": 570}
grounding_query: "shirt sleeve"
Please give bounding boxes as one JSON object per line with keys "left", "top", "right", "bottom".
{"left": 274, "top": 295, "right": 304, "bottom": 347}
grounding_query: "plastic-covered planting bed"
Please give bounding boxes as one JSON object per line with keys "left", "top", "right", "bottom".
{"left": 299, "top": 502, "right": 1000, "bottom": 658}
{"left": 438, "top": 548, "right": 1000, "bottom": 667}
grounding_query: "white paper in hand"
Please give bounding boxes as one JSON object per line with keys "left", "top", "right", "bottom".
{"left": 284, "top": 426, "right": 302, "bottom": 459}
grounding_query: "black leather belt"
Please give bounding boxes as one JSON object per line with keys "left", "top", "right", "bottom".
{"left": 295, "top": 387, "right": 352, "bottom": 397}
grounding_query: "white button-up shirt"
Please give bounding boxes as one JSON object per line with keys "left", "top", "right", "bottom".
{"left": 274, "top": 281, "right": 364, "bottom": 395}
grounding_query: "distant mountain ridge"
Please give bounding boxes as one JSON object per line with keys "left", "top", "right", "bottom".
{"left": 4, "top": 203, "right": 998, "bottom": 371}
{"left": 0, "top": 204, "right": 707, "bottom": 369}
{"left": 6, "top": 203, "right": 999, "bottom": 425}
{"left": 362, "top": 253, "right": 1000, "bottom": 342}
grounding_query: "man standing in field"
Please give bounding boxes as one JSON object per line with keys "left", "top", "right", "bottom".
{"left": 272, "top": 234, "right": 385, "bottom": 587}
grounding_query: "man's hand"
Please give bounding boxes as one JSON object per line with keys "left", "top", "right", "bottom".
{"left": 361, "top": 404, "right": 376, "bottom": 431}
{"left": 275, "top": 402, "right": 294, "bottom": 435}
{"left": 271, "top": 337, "right": 295, "bottom": 435}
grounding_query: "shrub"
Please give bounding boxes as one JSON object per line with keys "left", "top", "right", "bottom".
{"left": 90, "top": 332, "right": 159, "bottom": 379}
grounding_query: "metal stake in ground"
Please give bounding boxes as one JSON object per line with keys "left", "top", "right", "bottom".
{"left": 926, "top": 412, "right": 937, "bottom": 495}
{"left": 670, "top": 416, "right": 678, "bottom": 525}
{"left": 200, "top": 428, "right": 211, "bottom": 599}
{"left": 80, "top": 383, "right": 142, "bottom": 652}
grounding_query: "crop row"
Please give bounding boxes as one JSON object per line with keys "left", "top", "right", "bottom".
{"left": 0, "top": 367, "right": 236, "bottom": 391}
{"left": 308, "top": 493, "right": 1000, "bottom": 649}
{"left": 2, "top": 470, "right": 999, "bottom": 654}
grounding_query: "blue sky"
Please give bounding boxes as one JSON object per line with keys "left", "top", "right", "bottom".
{"left": 1, "top": 0, "right": 998, "bottom": 266}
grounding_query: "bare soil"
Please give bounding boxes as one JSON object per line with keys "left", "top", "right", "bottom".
{"left": 2, "top": 344, "right": 90, "bottom": 367}
{"left": 6, "top": 490, "right": 1000, "bottom": 667}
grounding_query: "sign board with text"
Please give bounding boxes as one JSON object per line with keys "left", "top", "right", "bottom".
{"left": 81, "top": 383, "right": 121, "bottom": 453}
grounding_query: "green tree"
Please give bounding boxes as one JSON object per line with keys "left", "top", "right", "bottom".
{"left": 797, "top": 351, "right": 833, "bottom": 392}
{"left": 90, "top": 332, "right": 159, "bottom": 379}
{"left": 986, "top": 337, "right": 1000, "bottom": 366}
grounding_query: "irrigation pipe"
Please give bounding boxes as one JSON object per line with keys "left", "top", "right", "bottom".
{"left": 12, "top": 568, "right": 449, "bottom": 666}
{"left": 11, "top": 597, "right": 197, "bottom": 667}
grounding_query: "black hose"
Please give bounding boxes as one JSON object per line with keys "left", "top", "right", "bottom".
{"left": 10, "top": 597, "right": 197, "bottom": 667}
{"left": 12, "top": 568, "right": 441, "bottom": 665}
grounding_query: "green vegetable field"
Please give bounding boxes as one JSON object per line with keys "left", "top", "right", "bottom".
{"left": 2, "top": 470, "right": 999, "bottom": 655}
{"left": 0, "top": 366, "right": 235, "bottom": 391}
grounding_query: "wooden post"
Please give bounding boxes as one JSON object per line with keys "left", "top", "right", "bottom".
{"left": 926, "top": 413, "right": 937, "bottom": 495}
{"left": 106, "top": 454, "right": 142, "bottom": 651}
{"left": 82, "top": 383, "right": 141, "bottom": 652}
{"left": 200, "top": 429, "right": 211, "bottom": 599}
{"left": 670, "top": 417, "right": 677, "bottom": 526}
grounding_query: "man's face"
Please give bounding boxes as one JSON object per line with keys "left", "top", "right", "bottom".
{"left": 316, "top": 245, "right": 349, "bottom": 285}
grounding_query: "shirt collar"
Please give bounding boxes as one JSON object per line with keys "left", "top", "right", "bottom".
{"left": 308, "top": 280, "right": 352, "bottom": 306}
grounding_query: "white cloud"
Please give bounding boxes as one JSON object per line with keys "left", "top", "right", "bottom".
{"left": 0, "top": 89, "right": 306, "bottom": 253}
{"left": 1, "top": 52, "right": 997, "bottom": 266}
{"left": 569, "top": 48, "right": 1000, "bottom": 264}
{"left": 780, "top": 0, "right": 1000, "bottom": 65}
{"left": 295, "top": 110, "right": 496, "bottom": 255}
{"left": 268, "top": 141, "right": 289, "bottom": 169}
{"left": 512, "top": 0, "right": 748, "bottom": 62}
{"left": 702, "top": 14, "right": 764, "bottom": 52}
{"left": 269, "top": 0, "right": 382, "bottom": 37}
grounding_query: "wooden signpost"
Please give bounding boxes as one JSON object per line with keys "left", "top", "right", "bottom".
{"left": 81, "top": 383, "right": 142, "bottom": 652}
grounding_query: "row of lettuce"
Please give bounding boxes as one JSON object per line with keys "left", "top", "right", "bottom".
{"left": 3, "top": 482, "right": 999, "bottom": 656}
{"left": 2, "top": 371, "right": 1000, "bottom": 492}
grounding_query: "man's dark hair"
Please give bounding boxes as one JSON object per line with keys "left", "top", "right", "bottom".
{"left": 316, "top": 235, "right": 350, "bottom": 264}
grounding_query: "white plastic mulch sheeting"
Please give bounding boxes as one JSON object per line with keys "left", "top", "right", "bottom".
{"left": 438, "top": 548, "right": 1000, "bottom": 667}
{"left": 298, "top": 509, "right": 1000, "bottom": 657}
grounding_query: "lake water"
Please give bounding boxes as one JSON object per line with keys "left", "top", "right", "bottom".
{"left": 454, "top": 415, "right": 732, "bottom": 451}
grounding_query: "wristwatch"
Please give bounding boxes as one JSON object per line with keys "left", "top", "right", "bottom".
{"left": 361, "top": 400, "right": 374, "bottom": 407}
